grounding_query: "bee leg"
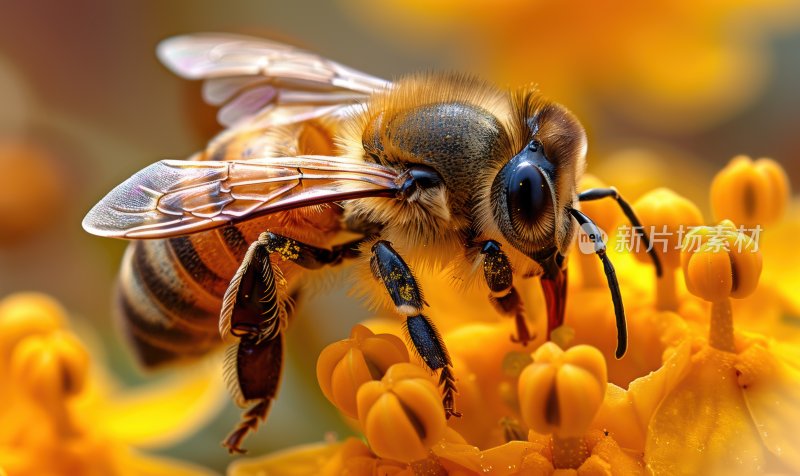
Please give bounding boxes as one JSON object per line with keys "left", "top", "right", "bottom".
{"left": 478, "top": 240, "right": 533, "bottom": 345}
{"left": 578, "top": 187, "right": 663, "bottom": 276}
{"left": 221, "top": 231, "right": 363, "bottom": 340}
{"left": 370, "top": 240, "right": 460, "bottom": 418}
{"left": 569, "top": 208, "right": 627, "bottom": 359}
{"left": 220, "top": 231, "right": 360, "bottom": 453}
{"left": 219, "top": 234, "right": 285, "bottom": 454}
{"left": 223, "top": 334, "right": 283, "bottom": 454}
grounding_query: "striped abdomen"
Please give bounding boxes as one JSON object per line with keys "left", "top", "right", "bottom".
{"left": 117, "top": 121, "right": 342, "bottom": 367}
{"left": 117, "top": 219, "right": 253, "bottom": 366}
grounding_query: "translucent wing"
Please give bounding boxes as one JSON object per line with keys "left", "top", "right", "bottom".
{"left": 83, "top": 156, "right": 402, "bottom": 239}
{"left": 157, "top": 33, "right": 391, "bottom": 127}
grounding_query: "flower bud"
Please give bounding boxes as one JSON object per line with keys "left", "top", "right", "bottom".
{"left": 316, "top": 325, "right": 409, "bottom": 418}
{"left": 681, "top": 220, "right": 762, "bottom": 302}
{"left": 518, "top": 343, "right": 607, "bottom": 438}
{"left": 10, "top": 330, "right": 90, "bottom": 401}
{"left": 632, "top": 188, "right": 703, "bottom": 270}
{"left": 356, "top": 363, "right": 446, "bottom": 463}
{"left": 0, "top": 293, "right": 67, "bottom": 364}
{"left": 711, "top": 155, "right": 790, "bottom": 228}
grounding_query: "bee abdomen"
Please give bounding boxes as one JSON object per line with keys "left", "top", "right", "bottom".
{"left": 116, "top": 229, "right": 245, "bottom": 367}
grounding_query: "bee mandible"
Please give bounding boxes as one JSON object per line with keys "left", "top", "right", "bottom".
{"left": 82, "top": 34, "right": 661, "bottom": 454}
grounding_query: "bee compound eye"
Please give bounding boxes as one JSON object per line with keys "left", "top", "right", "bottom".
{"left": 507, "top": 161, "right": 549, "bottom": 227}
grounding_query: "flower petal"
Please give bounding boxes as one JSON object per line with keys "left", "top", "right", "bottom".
{"left": 124, "top": 451, "right": 219, "bottom": 476}
{"left": 480, "top": 440, "right": 553, "bottom": 475}
{"left": 645, "top": 348, "right": 765, "bottom": 475}
{"left": 736, "top": 341, "right": 800, "bottom": 472}
{"left": 99, "top": 360, "right": 227, "bottom": 448}
{"left": 227, "top": 440, "right": 344, "bottom": 476}
{"left": 592, "top": 340, "right": 692, "bottom": 452}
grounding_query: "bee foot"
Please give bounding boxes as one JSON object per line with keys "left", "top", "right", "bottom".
{"left": 222, "top": 399, "right": 271, "bottom": 455}
{"left": 222, "top": 435, "right": 248, "bottom": 455}
{"left": 439, "top": 366, "right": 461, "bottom": 419}
{"left": 511, "top": 312, "right": 533, "bottom": 346}
{"left": 510, "top": 334, "right": 531, "bottom": 346}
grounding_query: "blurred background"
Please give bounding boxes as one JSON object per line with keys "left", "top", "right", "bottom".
{"left": 1, "top": 0, "right": 799, "bottom": 472}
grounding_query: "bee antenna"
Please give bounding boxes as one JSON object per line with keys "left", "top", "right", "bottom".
{"left": 577, "top": 187, "right": 663, "bottom": 277}
{"left": 569, "top": 207, "right": 627, "bottom": 358}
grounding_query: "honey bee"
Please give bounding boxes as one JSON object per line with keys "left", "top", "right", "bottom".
{"left": 83, "top": 34, "right": 661, "bottom": 453}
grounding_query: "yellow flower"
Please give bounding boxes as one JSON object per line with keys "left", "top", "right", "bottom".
{"left": 643, "top": 222, "right": 797, "bottom": 474}
{"left": 357, "top": 363, "right": 447, "bottom": 463}
{"left": 227, "top": 439, "right": 348, "bottom": 476}
{"left": 437, "top": 321, "right": 530, "bottom": 449}
{"left": 518, "top": 343, "right": 607, "bottom": 439}
{"left": 316, "top": 324, "right": 410, "bottom": 418}
{"left": 735, "top": 338, "right": 800, "bottom": 472}
{"left": 681, "top": 220, "right": 762, "bottom": 351}
{"left": 222, "top": 157, "right": 799, "bottom": 475}
{"left": 740, "top": 203, "right": 800, "bottom": 349}
{"left": 0, "top": 293, "right": 226, "bottom": 476}
{"left": 711, "top": 155, "right": 790, "bottom": 229}
{"left": 645, "top": 345, "right": 766, "bottom": 475}
{"left": 632, "top": 188, "right": 704, "bottom": 311}
{"left": 563, "top": 253, "right": 692, "bottom": 389}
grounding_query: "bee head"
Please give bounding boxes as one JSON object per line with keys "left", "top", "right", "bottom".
{"left": 489, "top": 101, "right": 587, "bottom": 259}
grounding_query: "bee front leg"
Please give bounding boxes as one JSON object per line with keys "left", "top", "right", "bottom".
{"left": 370, "top": 240, "right": 460, "bottom": 418}
{"left": 478, "top": 240, "right": 534, "bottom": 346}
{"left": 220, "top": 231, "right": 358, "bottom": 453}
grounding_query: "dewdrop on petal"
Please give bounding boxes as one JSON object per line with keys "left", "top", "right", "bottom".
{"left": 518, "top": 342, "right": 607, "bottom": 439}
{"left": 316, "top": 324, "right": 409, "bottom": 418}
{"left": 711, "top": 155, "right": 790, "bottom": 228}
{"left": 632, "top": 188, "right": 703, "bottom": 310}
{"left": 356, "top": 363, "right": 446, "bottom": 464}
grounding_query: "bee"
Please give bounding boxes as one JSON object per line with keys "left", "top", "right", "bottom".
{"left": 83, "top": 33, "right": 661, "bottom": 454}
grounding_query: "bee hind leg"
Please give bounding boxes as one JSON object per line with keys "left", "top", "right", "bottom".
{"left": 370, "top": 240, "right": 460, "bottom": 418}
{"left": 478, "top": 240, "right": 534, "bottom": 346}
{"left": 223, "top": 334, "right": 283, "bottom": 454}
{"left": 220, "top": 231, "right": 360, "bottom": 453}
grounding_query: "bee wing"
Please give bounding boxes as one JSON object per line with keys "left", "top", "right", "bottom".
{"left": 157, "top": 33, "right": 391, "bottom": 127}
{"left": 83, "top": 156, "right": 402, "bottom": 239}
